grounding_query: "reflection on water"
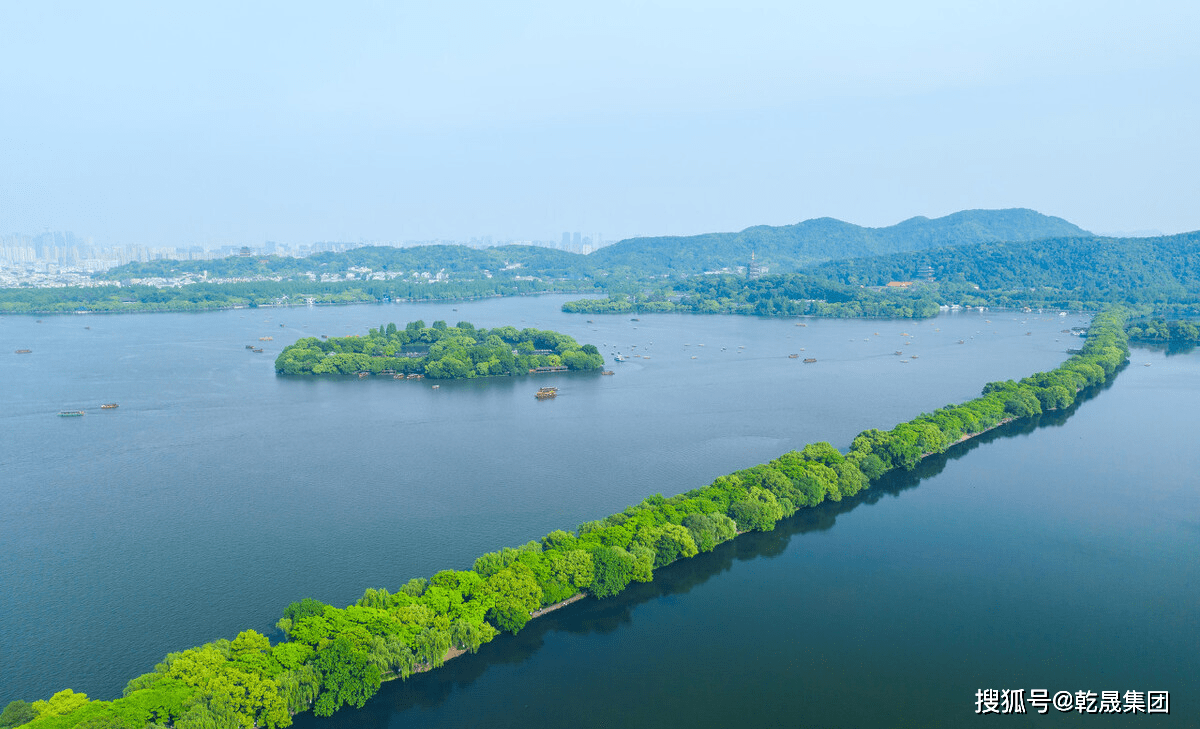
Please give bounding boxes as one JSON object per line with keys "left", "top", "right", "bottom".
{"left": 296, "top": 375, "right": 1123, "bottom": 729}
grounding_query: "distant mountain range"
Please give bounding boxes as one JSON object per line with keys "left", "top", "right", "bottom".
{"left": 588, "top": 209, "right": 1090, "bottom": 275}
{"left": 102, "top": 209, "right": 1090, "bottom": 282}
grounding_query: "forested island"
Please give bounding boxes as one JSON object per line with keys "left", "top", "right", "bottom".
{"left": 1124, "top": 318, "right": 1200, "bottom": 344}
{"left": 563, "top": 273, "right": 941, "bottom": 319}
{"left": 274, "top": 321, "right": 604, "bottom": 378}
{"left": 3, "top": 310, "right": 1130, "bottom": 729}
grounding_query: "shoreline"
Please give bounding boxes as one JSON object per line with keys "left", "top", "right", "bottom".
{"left": 385, "top": 593, "right": 588, "bottom": 683}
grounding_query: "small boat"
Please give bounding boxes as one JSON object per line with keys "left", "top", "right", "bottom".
{"left": 259, "top": 336, "right": 273, "bottom": 341}
{"left": 1026, "top": 332, "right": 1033, "bottom": 336}
{"left": 630, "top": 318, "right": 639, "bottom": 322}
{"left": 958, "top": 340, "right": 965, "bottom": 344}
{"left": 394, "top": 374, "right": 405, "bottom": 379}
{"left": 15, "top": 349, "right": 31, "bottom": 354}
{"left": 84, "top": 326, "right": 90, "bottom": 330}
{"left": 910, "top": 354, "right": 919, "bottom": 359}
{"left": 101, "top": 403, "right": 119, "bottom": 409}
{"left": 691, "top": 355, "right": 697, "bottom": 359}
{"left": 431, "top": 384, "right": 439, "bottom": 389}
{"left": 803, "top": 358, "right": 817, "bottom": 363}
{"left": 321, "top": 334, "right": 328, "bottom": 339}
{"left": 795, "top": 323, "right": 807, "bottom": 327}
{"left": 252, "top": 348, "right": 264, "bottom": 353}
{"left": 535, "top": 387, "right": 558, "bottom": 399}
{"left": 900, "top": 359, "right": 909, "bottom": 363}
{"left": 601, "top": 371, "right": 614, "bottom": 375}
{"left": 895, "top": 351, "right": 903, "bottom": 356}
{"left": 587, "top": 320, "right": 594, "bottom": 323}
{"left": 58, "top": 410, "right": 85, "bottom": 417}
{"left": 1144, "top": 363, "right": 1152, "bottom": 367}
{"left": 788, "top": 354, "right": 800, "bottom": 359}
{"left": 246, "top": 345, "right": 255, "bottom": 349}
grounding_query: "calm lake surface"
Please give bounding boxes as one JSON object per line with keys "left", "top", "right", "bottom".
{"left": 1, "top": 297, "right": 1194, "bottom": 726}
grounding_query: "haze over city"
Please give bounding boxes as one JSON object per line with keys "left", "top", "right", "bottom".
{"left": 3, "top": 0, "right": 1198, "bottom": 248}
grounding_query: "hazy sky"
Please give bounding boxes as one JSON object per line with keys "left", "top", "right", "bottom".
{"left": 2, "top": 1, "right": 1197, "bottom": 246}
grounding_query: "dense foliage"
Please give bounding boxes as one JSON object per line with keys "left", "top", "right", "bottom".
{"left": 587, "top": 208, "right": 1086, "bottom": 276}
{"left": 274, "top": 321, "right": 604, "bottom": 378}
{"left": 808, "top": 232, "right": 1200, "bottom": 313}
{"left": 0, "top": 278, "right": 598, "bottom": 315}
{"left": 563, "top": 273, "right": 941, "bottom": 319}
{"left": 1125, "top": 318, "right": 1200, "bottom": 344}
{"left": 7, "top": 310, "right": 1130, "bottom": 729}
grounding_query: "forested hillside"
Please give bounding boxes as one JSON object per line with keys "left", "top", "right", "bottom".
{"left": 587, "top": 208, "right": 1088, "bottom": 275}
{"left": 808, "top": 232, "right": 1200, "bottom": 310}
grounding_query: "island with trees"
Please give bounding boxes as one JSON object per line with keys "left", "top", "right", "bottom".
{"left": 1124, "top": 318, "right": 1200, "bottom": 345}
{"left": 3, "top": 310, "right": 1130, "bottom": 729}
{"left": 274, "top": 320, "right": 605, "bottom": 378}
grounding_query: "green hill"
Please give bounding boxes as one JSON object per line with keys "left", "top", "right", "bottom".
{"left": 808, "top": 232, "right": 1200, "bottom": 308}
{"left": 587, "top": 208, "right": 1089, "bottom": 275}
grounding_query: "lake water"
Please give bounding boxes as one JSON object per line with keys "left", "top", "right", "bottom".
{"left": 2, "top": 297, "right": 1193, "bottom": 726}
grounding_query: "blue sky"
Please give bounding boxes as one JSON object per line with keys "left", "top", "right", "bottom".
{"left": 2, "top": 0, "right": 1197, "bottom": 246}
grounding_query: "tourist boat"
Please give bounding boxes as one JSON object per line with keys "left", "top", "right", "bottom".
{"left": 614, "top": 354, "right": 626, "bottom": 362}
{"left": 535, "top": 387, "right": 558, "bottom": 399}
{"left": 358, "top": 372, "right": 369, "bottom": 378}
{"left": 601, "top": 370, "right": 614, "bottom": 375}
{"left": 803, "top": 358, "right": 817, "bottom": 363}
{"left": 788, "top": 354, "right": 799, "bottom": 359}
{"left": 15, "top": 349, "right": 31, "bottom": 354}
{"left": 58, "top": 410, "right": 84, "bottom": 417}
{"left": 259, "top": 336, "right": 273, "bottom": 341}
{"left": 101, "top": 403, "right": 119, "bottom": 409}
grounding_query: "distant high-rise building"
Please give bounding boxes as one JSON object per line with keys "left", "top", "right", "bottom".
{"left": 572, "top": 232, "right": 582, "bottom": 248}
{"left": 561, "top": 232, "right": 571, "bottom": 249}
